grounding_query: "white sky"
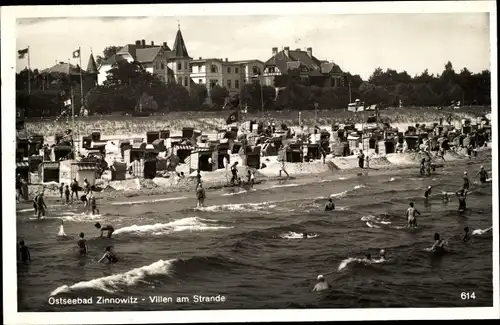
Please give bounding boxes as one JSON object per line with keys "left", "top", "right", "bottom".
{"left": 16, "top": 13, "right": 490, "bottom": 80}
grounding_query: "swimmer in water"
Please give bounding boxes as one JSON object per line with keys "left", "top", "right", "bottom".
{"left": 424, "top": 186, "right": 432, "bottom": 199}
{"left": 378, "top": 249, "right": 387, "bottom": 262}
{"left": 312, "top": 274, "right": 331, "bottom": 292}
{"left": 462, "top": 171, "right": 470, "bottom": 190}
{"left": 77, "top": 232, "right": 88, "bottom": 256}
{"left": 364, "top": 253, "right": 372, "bottom": 262}
{"left": 430, "top": 232, "right": 445, "bottom": 253}
{"left": 455, "top": 188, "right": 467, "bottom": 212}
{"left": 476, "top": 166, "right": 488, "bottom": 184}
{"left": 302, "top": 232, "right": 308, "bottom": 238}
{"left": 97, "top": 246, "right": 118, "bottom": 264}
{"left": 442, "top": 192, "right": 449, "bottom": 203}
{"left": 324, "top": 198, "right": 335, "bottom": 211}
{"left": 18, "top": 240, "right": 31, "bottom": 264}
{"left": 95, "top": 222, "right": 114, "bottom": 238}
{"left": 462, "top": 227, "right": 471, "bottom": 242}
{"left": 406, "top": 202, "right": 421, "bottom": 228}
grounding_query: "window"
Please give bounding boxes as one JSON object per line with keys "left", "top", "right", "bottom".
{"left": 235, "top": 80, "right": 239, "bottom": 89}
{"left": 227, "top": 67, "right": 231, "bottom": 74}
{"left": 177, "top": 77, "right": 182, "bottom": 84}
{"left": 177, "top": 63, "right": 182, "bottom": 70}
{"left": 235, "top": 67, "right": 239, "bottom": 74}
{"left": 184, "top": 77, "right": 189, "bottom": 87}
{"left": 211, "top": 65, "right": 218, "bottom": 73}
{"left": 210, "top": 80, "right": 218, "bottom": 88}
{"left": 252, "top": 66, "right": 259, "bottom": 74}
{"left": 227, "top": 80, "right": 231, "bottom": 89}
{"left": 184, "top": 62, "right": 188, "bottom": 70}
{"left": 161, "top": 63, "right": 165, "bottom": 69}
{"left": 269, "top": 67, "right": 276, "bottom": 73}
{"left": 198, "top": 79, "right": 203, "bottom": 84}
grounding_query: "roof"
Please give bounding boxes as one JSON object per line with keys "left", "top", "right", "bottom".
{"left": 87, "top": 53, "right": 99, "bottom": 74}
{"left": 41, "top": 62, "right": 85, "bottom": 75}
{"left": 175, "top": 145, "right": 193, "bottom": 151}
{"left": 135, "top": 47, "right": 162, "bottom": 63}
{"left": 72, "top": 162, "right": 99, "bottom": 171}
{"left": 171, "top": 28, "right": 190, "bottom": 58}
{"left": 228, "top": 59, "right": 265, "bottom": 65}
{"left": 264, "top": 49, "right": 325, "bottom": 74}
{"left": 102, "top": 54, "right": 127, "bottom": 66}
{"left": 16, "top": 161, "right": 29, "bottom": 168}
{"left": 41, "top": 162, "right": 60, "bottom": 169}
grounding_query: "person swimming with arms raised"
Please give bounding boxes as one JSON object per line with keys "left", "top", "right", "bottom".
{"left": 95, "top": 222, "right": 114, "bottom": 238}
{"left": 406, "top": 202, "right": 421, "bottom": 228}
{"left": 424, "top": 186, "right": 432, "bottom": 199}
{"left": 430, "top": 232, "right": 446, "bottom": 254}
{"left": 325, "top": 198, "right": 335, "bottom": 211}
{"left": 476, "top": 166, "right": 488, "bottom": 184}
{"left": 456, "top": 188, "right": 467, "bottom": 212}
{"left": 312, "top": 274, "right": 331, "bottom": 292}
{"left": 97, "top": 246, "right": 118, "bottom": 264}
{"left": 77, "top": 232, "right": 88, "bottom": 256}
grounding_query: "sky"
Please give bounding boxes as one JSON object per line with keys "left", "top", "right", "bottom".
{"left": 16, "top": 13, "right": 491, "bottom": 80}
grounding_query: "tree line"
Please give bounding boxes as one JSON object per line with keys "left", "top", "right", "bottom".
{"left": 16, "top": 47, "right": 491, "bottom": 118}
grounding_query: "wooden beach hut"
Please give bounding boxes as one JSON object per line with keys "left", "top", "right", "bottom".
{"left": 71, "top": 162, "right": 98, "bottom": 186}
{"left": 239, "top": 145, "right": 261, "bottom": 169}
{"left": 146, "top": 131, "right": 160, "bottom": 144}
{"left": 16, "top": 161, "right": 30, "bottom": 183}
{"left": 38, "top": 161, "right": 60, "bottom": 183}
{"left": 172, "top": 144, "right": 193, "bottom": 164}
{"left": 124, "top": 143, "right": 146, "bottom": 164}
{"left": 159, "top": 130, "right": 170, "bottom": 139}
{"left": 190, "top": 146, "right": 218, "bottom": 173}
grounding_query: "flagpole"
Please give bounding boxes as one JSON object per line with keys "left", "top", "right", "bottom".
{"left": 27, "top": 46, "right": 31, "bottom": 95}
{"left": 79, "top": 47, "right": 84, "bottom": 110}
{"left": 71, "top": 85, "right": 76, "bottom": 156}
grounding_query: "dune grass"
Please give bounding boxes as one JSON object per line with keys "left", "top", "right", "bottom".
{"left": 24, "top": 106, "right": 490, "bottom": 137}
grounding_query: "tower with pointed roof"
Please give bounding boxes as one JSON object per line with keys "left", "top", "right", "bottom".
{"left": 86, "top": 52, "right": 99, "bottom": 87}
{"left": 168, "top": 24, "right": 192, "bottom": 90}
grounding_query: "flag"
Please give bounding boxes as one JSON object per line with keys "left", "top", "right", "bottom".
{"left": 72, "top": 49, "right": 80, "bottom": 59}
{"left": 18, "top": 48, "right": 29, "bottom": 59}
{"left": 64, "top": 99, "right": 72, "bottom": 107}
{"left": 226, "top": 110, "right": 240, "bottom": 125}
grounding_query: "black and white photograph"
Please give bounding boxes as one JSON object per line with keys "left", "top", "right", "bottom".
{"left": 2, "top": 1, "right": 498, "bottom": 324}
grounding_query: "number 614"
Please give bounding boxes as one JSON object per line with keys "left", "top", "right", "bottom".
{"left": 461, "top": 292, "right": 476, "bottom": 300}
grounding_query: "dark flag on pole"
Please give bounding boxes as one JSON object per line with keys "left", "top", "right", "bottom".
{"left": 226, "top": 110, "right": 240, "bottom": 124}
{"left": 18, "top": 48, "right": 29, "bottom": 59}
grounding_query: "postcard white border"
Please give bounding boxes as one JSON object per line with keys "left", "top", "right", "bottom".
{"left": 2, "top": 1, "right": 498, "bottom": 324}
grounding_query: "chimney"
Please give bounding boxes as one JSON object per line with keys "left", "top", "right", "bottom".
{"left": 225, "top": 58, "right": 228, "bottom": 62}
{"left": 135, "top": 40, "right": 141, "bottom": 45}
{"left": 151, "top": 41, "right": 154, "bottom": 46}
{"left": 141, "top": 39, "right": 146, "bottom": 47}
{"left": 199, "top": 57, "right": 202, "bottom": 60}
{"left": 284, "top": 47, "right": 290, "bottom": 56}
{"left": 307, "top": 47, "right": 312, "bottom": 57}
{"left": 163, "top": 42, "right": 167, "bottom": 48}
{"left": 272, "top": 47, "right": 278, "bottom": 56}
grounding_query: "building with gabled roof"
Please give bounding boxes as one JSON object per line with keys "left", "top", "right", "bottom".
{"left": 262, "top": 46, "right": 344, "bottom": 88}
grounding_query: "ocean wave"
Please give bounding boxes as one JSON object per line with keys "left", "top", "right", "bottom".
{"left": 195, "top": 201, "right": 276, "bottom": 214}
{"left": 110, "top": 196, "right": 187, "bottom": 206}
{"left": 280, "top": 231, "right": 319, "bottom": 239}
{"left": 353, "top": 185, "right": 366, "bottom": 189}
{"left": 113, "top": 217, "right": 231, "bottom": 236}
{"left": 50, "top": 259, "right": 175, "bottom": 295}
{"left": 271, "top": 183, "right": 300, "bottom": 188}
{"left": 472, "top": 227, "right": 492, "bottom": 235}
{"left": 338, "top": 257, "right": 386, "bottom": 271}
{"left": 221, "top": 189, "right": 255, "bottom": 196}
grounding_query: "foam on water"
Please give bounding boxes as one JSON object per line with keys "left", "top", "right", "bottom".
{"left": 472, "top": 227, "right": 492, "bottom": 235}
{"left": 50, "top": 259, "right": 175, "bottom": 295}
{"left": 111, "top": 196, "right": 187, "bottom": 206}
{"left": 222, "top": 189, "right": 249, "bottom": 196}
{"left": 354, "top": 185, "right": 366, "bottom": 189}
{"left": 338, "top": 257, "right": 386, "bottom": 271}
{"left": 271, "top": 183, "right": 300, "bottom": 188}
{"left": 280, "top": 232, "right": 319, "bottom": 239}
{"left": 196, "top": 201, "right": 277, "bottom": 214}
{"left": 57, "top": 225, "right": 67, "bottom": 237}
{"left": 113, "top": 217, "right": 231, "bottom": 236}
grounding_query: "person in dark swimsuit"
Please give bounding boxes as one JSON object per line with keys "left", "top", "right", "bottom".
{"left": 424, "top": 186, "right": 432, "bottom": 199}
{"left": 32, "top": 193, "right": 40, "bottom": 216}
{"left": 64, "top": 185, "right": 71, "bottom": 205}
{"left": 325, "top": 198, "right": 335, "bottom": 211}
{"left": 462, "top": 227, "right": 472, "bottom": 242}
{"left": 18, "top": 240, "right": 31, "bottom": 264}
{"left": 98, "top": 246, "right": 118, "bottom": 264}
{"left": 431, "top": 233, "right": 446, "bottom": 254}
{"left": 476, "top": 166, "right": 488, "bottom": 184}
{"left": 77, "top": 232, "right": 88, "bottom": 256}
{"left": 462, "top": 172, "right": 470, "bottom": 190}
{"left": 95, "top": 222, "right": 114, "bottom": 238}
{"left": 456, "top": 189, "right": 467, "bottom": 212}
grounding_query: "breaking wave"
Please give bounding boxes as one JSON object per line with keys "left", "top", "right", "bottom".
{"left": 113, "top": 217, "right": 231, "bottom": 236}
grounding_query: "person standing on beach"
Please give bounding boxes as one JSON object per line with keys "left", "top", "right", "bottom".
{"left": 36, "top": 192, "right": 47, "bottom": 220}
{"left": 64, "top": 185, "right": 71, "bottom": 205}
{"left": 70, "top": 178, "right": 79, "bottom": 201}
{"left": 195, "top": 170, "right": 202, "bottom": 186}
{"left": 406, "top": 202, "right": 420, "bottom": 228}
{"left": 230, "top": 161, "right": 239, "bottom": 185}
{"left": 89, "top": 193, "right": 99, "bottom": 215}
{"left": 357, "top": 150, "right": 365, "bottom": 169}
{"left": 59, "top": 183, "right": 64, "bottom": 199}
{"left": 16, "top": 174, "right": 23, "bottom": 203}
{"left": 476, "top": 166, "right": 488, "bottom": 184}
{"left": 196, "top": 183, "right": 206, "bottom": 208}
